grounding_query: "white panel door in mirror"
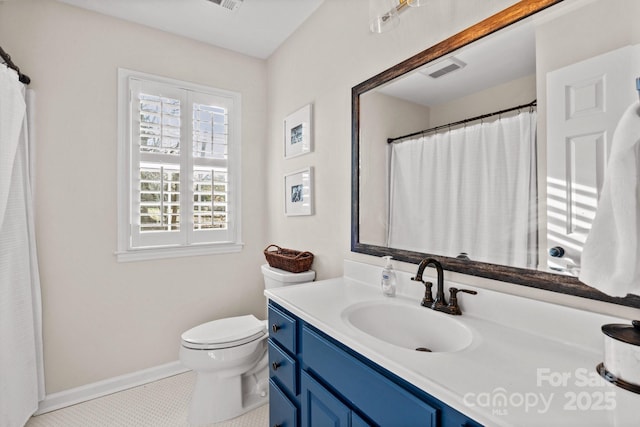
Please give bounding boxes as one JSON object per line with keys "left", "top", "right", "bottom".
{"left": 546, "top": 44, "right": 640, "bottom": 275}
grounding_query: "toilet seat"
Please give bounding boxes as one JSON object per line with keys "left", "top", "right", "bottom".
{"left": 181, "top": 315, "right": 267, "bottom": 350}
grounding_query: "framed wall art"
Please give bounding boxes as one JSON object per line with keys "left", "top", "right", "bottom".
{"left": 284, "top": 103, "right": 313, "bottom": 159}
{"left": 284, "top": 167, "right": 314, "bottom": 216}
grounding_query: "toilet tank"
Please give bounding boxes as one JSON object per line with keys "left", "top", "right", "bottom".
{"left": 261, "top": 264, "right": 315, "bottom": 289}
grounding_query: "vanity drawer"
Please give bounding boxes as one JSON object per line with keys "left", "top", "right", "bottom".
{"left": 270, "top": 378, "right": 298, "bottom": 427}
{"left": 302, "top": 325, "right": 437, "bottom": 427}
{"left": 269, "top": 340, "right": 298, "bottom": 395}
{"left": 268, "top": 304, "right": 297, "bottom": 353}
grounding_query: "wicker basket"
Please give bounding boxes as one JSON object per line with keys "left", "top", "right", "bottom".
{"left": 264, "top": 244, "right": 314, "bottom": 273}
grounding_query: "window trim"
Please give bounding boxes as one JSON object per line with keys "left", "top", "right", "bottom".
{"left": 116, "top": 68, "right": 243, "bottom": 262}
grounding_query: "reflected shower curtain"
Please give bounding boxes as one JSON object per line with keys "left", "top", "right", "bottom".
{"left": 0, "top": 65, "right": 44, "bottom": 426}
{"left": 388, "top": 111, "right": 538, "bottom": 269}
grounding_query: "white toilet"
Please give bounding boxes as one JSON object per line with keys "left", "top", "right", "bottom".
{"left": 179, "top": 264, "right": 315, "bottom": 426}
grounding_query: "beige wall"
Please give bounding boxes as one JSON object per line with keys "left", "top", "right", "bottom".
{"left": 0, "top": 0, "right": 268, "bottom": 393}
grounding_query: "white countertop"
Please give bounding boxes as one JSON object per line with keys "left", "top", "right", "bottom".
{"left": 264, "top": 260, "right": 640, "bottom": 426}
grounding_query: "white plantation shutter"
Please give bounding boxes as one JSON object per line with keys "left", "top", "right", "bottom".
{"left": 119, "top": 70, "right": 241, "bottom": 259}
{"left": 130, "top": 80, "right": 186, "bottom": 247}
{"left": 189, "top": 92, "right": 234, "bottom": 244}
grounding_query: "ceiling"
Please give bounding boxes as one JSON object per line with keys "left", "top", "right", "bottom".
{"left": 56, "top": 0, "right": 325, "bottom": 59}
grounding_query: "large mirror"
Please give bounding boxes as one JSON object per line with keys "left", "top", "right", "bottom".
{"left": 352, "top": 0, "right": 640, "bottom": 307}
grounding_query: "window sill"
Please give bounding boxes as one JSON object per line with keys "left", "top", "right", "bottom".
{"left": 115, "top": 242, "right": 244, "bottom": 262}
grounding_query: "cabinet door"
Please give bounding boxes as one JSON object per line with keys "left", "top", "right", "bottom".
{"left": 301, "top": 371, "right": 350, "bottom": 427}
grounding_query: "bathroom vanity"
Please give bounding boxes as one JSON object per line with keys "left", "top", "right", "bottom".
{"left": 265, "top": 260, "right": 638, "bottom": 426}
{"left": 268, "top": 301, "right": 480, "bottom": 427}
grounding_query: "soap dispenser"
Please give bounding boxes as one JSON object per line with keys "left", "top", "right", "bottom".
{"left": 381, "top": 256, "right": 397, "bottom": 297}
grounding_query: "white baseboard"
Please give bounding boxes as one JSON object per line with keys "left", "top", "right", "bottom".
{"left": 35, "top": 361, "right": 190, "bottom": 415}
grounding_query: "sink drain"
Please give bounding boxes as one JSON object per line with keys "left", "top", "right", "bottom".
{"left": 415, "top": 347, "right": 432, "bottom": 352}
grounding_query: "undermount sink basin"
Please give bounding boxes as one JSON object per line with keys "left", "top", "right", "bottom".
{"left": 342, "top": 301, "right": 473, "bottom": 353}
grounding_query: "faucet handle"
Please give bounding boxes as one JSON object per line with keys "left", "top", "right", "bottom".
{"left": 420, "top": 281, "right": 434, "bottom": 307}
{"left": 447, "top": 287, "right": 477, "bottom": 315}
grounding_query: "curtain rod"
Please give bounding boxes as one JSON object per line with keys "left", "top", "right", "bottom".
{"left": 0, "top": 45, "right": 31, "bottom": 85}
{"left": 387, "top": 100, "right": 537, "bottom": 143}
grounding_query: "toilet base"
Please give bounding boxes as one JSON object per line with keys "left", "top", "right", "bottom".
{"left": 187, "top": 363, "right": 269, "bottom": 425}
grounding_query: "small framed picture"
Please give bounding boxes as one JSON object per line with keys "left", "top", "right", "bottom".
{"left": 284, "top": 104, "right": 313, "bottom": 159}
{"left": 284, "top": 168, "right": 314, "bottom": 216}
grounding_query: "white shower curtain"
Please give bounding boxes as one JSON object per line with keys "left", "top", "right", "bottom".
{"left": 0, "top": 64, "right": 44, "bottom": 427}
{"left": 388, "top": 111, "right": 538, "bottom": 269}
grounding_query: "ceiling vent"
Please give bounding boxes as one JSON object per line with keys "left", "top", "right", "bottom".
{"left": 420, "top": 57, "right": 467, "bottom": 79}
{"left": 205, "top": 0, "right": 243, "bottom": 12}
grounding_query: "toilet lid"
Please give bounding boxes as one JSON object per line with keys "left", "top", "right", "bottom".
{"left": 181, "top": 315, "right": 266, "bottom": 350}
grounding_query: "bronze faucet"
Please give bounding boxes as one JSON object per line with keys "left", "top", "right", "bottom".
{"left": 411, "top": 258, "right": 477, "bottom": 315}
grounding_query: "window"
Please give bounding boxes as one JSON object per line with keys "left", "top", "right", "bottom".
{"left": 117, "top": 69, "right": 242, "bottom": 261}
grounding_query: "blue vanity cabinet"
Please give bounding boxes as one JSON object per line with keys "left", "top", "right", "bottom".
{"left": 268, "top": 301, "right": 483, "bottom": 427}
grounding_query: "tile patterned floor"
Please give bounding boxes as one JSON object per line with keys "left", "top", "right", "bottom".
{"left": 25, "top": 371, "right": 268, "bottom": 427}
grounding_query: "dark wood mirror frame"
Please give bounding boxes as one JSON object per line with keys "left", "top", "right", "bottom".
{"left": 351, "top": 0, "right": 640, "bottom": 309}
